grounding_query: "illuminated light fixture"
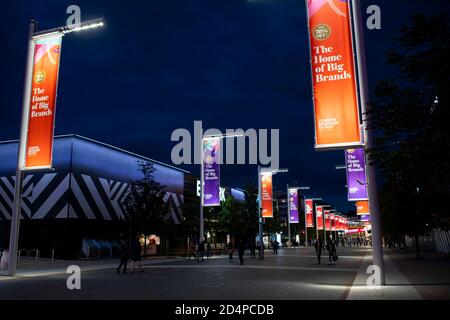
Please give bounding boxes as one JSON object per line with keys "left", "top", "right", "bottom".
{"left": 203, "top": 132, "right": 244, "bottom": 139}
{"left": 61, "top": 19, "right": 104, "bottom": 35}
{"left": 32, "top": 18, "right": 105, "bottom": 38}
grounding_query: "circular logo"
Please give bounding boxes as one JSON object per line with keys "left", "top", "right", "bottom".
{"left": 34, "top": 70, "right": 46, "bottom": 84}
{"left": 313, "top": 24, "right": 331, "bottom": 41}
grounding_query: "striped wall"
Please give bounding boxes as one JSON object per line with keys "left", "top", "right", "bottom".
{"left": 0, "top": 172, "right": 183, "bottom": 223}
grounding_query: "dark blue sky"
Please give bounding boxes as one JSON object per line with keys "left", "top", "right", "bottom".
{"left": 0, "top": 0, "right": 448, "bottom": 212}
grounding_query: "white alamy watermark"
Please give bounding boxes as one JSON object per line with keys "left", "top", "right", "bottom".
{"left": 66, "top": 265, "right": 81, "bottom": 290}
{"left": 366, "top": 264, "right": 381, "bottom": 289}
{"left": 66, "top": 5, "right": 82, "bottom": 29}
{"left": 171, "top": 121, "right": 280, "bottom": 171}
{"left": 366, "top": 5, "right": 381, "bottom": 30}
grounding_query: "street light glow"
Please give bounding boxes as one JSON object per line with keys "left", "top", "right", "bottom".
{"left": 261, "top": 168, "right": 288, "bottom": 173}
{"left": 203, "top": 132, "right": 244, "bottom": 139}
{"left": 62, "top": 19, "right": 104, "bottom": 35}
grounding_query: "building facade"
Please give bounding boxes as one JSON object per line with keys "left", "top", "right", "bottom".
{"left": 0, "top": 135, "right": 186, "bottom": 258}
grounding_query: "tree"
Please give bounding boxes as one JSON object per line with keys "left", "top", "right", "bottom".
{"left": 215, "top": 184, "right": 259, "bottom": 242}
{"left": 368, "top": 12, "right": 450, "bottom": 256}
{"left": 123, "top": 161, "right": 170, "bottom": 251}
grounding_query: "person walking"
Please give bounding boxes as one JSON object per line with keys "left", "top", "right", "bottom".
{"left": 117, "top": 239, "right": 130, "bottom": 274}
{"left": 248, "top": 239, "right": 256, "bottom": 259}
{"left": 130, "top": 234, "right": 144, "bottom": 273}
{"left": 238, "top": 239, "right": 246, "bottom": 265}
{"left": 188, "top": 241, "right": 197, "bottom": 260}
{"left": 227, "top": 240, "right": 234, "bottom": 262}
{"left": 197, "top": 241, "right": 206, "bottom": 262}
{"left": 314, "top": 238, "right": 324, "bottom": 264}
{"left": 273, "top": 240, "right": 279, "bottom": 255}
{"left": 206, "top": 242, "right": 212, "bottom": 258}
{"left": 258, "top": 240, "right": 265, "bottom": 260}
{"left": 326, "top": 237, "right": 337, "bottom": 265}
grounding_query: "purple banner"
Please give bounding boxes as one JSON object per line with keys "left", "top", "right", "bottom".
{"left": 288, "top": 188, "right": 299, "bottom": 224}
{"left": 360, "top": 214, "right": 371, "bottom": 222}
{"left": 202, "top": 137, "right": 220, "bottom": 206}
{"left": 345, "top": 148, "right": 368, "bottom": 201}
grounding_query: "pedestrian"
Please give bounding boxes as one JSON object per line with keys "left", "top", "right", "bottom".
{"left": 188, "top": 241, "right": 197, "bottom": 260}
{"left": 248, "top": 238, "right": 256, "bottom": 259}
{"left": 206, "top": 242, "right": 212, "bottom": 258}
{"left": 197, "top": 241, "right": 206, "bottom": 261}
{"left": 314, "top": 238, "right": 324, "bottom": 264}
{"left": 227, "top": 240, "right": 234, "bottom": 262}
{"left": 258, "top": 240, "right": 265, "bottom": 259}
{"left": 130, "top": 234, "right": 144, "bottom": 273}
{"left": 116, "top": 239, "right": 129, "bottom": 274}
{"left": 326, "top": 237, "right": 337, "bottom": 265}
{"left": 273, "top": 240, "right": 279, "bottom": 255}
{"left": 238, "top": 239, "right": 246, "bottom": 265}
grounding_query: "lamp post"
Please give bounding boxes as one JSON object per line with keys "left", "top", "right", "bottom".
{"left": 352, "top": 0, "right": 385, "bottom": 285}
{"left": 258, "top": 167, "right": 287, "bottom": 258}
{"left": 199, "top": 132, "right": 243, "bottom": 243}
{"left": 315, "top": 204, "right": 331, "bottom": 240}
{"left": 7, "top": 18, "right": 104, "bottom": 277}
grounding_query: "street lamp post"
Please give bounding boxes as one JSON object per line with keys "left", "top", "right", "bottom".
{"left": 352, "top": 0, "right": 385, "bottom": 285}
{"left": 199, "top": 132, "right": 243, "bottom": 243}
{"left": 7, "top": 18, "right": 104, "bottom": 277}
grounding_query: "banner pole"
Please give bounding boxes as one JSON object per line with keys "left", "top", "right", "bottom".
{"left": 8, "top": 20, "right": 36, "bottom": 277}
{"left": 352, "top": 0, "right": 385, "bottom": 285}
{"left": 315, "top": 204, "right": 318, "bottom": 240}
{"left": 304, "top": 198, "right": 308, "bottom": 247}
{"left": 287, "top": 184, "right": 291, "bottom": 247}
{"left": 199, "top": 135, "right": 204, "bottom": 243}
{"left": 258, "top": 166, "right": 264, "bottom": 259}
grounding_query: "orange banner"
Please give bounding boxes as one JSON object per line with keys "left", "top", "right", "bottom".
{"left": 356, "top": 200, "right": 370, "bottom": 215}
{"left": 316, "top": 206, "right": 324, "bottom": 229}
{"left": 24, "top": 35, "right": 62, "bottom": 170}
{"left": 305, "top": 199, "right": 314, "bottom": 227}
{"left": 324, "top": 210, "right": 331, "bottom": 231}
{"left": 307, "top": 0, "right": 362, "bottom": 149}
{"left": 261, "top": 172, "right": 273, "bottom": 218}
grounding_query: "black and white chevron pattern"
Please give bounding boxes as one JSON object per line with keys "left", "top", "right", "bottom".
{"left": 0, "top": 173, "right": 184, "bottom": 223}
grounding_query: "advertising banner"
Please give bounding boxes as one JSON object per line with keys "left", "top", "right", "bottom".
{"left": 261, "top": 172, "right": 273, "bottom": 218}
{"left": 305, "top": 199, "right": 314, "bottom": 227}
{"left": 356, "top": 200, "right": 370, "bottom": 215}
{"left": 360, "top": 214, "right": 371, "bottom": 222}
{"left": 202, "top": 137, "right": 221, "bottom": 206}
{"left": 346, "top": 148, "right": 368, "bottom": 201}
{"left": 324, "top": 210, "right": 331, "bottom": 231}
{"left": 316, "top": 205, "right": 324, "bottom": 229}
{"left": 23, "top": 34, "right": 62, "bottom": 170}
{"left": 306, "top": 0, "right": 362, "bottom": 149}
{"left": 330, "top": 212, "right": 336, "bottom": 231}
{"left": 288, "top": 188, "right": 299, "bottom": 224}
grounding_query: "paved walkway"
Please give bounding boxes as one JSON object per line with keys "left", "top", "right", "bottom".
{"left": 0, "top": 247, "right": 448, "bottom": 299}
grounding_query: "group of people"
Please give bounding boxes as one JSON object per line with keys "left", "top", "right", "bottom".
{"left": 116, "top": 235, "right": 144, "bottom": 274}
{"left": 188, "top": 241, "right": 213, "bottom": 261}
{"left": 226, "top": 238, "right": 266, "bottom": 265}
{"left": 314, "top": 236, "right": 338, "bottom": 265}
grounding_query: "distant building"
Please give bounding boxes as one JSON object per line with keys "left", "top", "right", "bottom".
{"left": 0, "top": 134, "right": 246, "bottom": 259}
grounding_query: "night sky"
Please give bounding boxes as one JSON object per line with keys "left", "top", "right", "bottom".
{"left": 0, "top": 0, "right": 448, "bottom": 212}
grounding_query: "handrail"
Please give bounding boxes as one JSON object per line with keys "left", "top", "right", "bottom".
{"left": 17, "top": 249, "right": 28, "bottom": 263}
{"left": 28, "top": 249, "right": 40, "bottom": 262}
